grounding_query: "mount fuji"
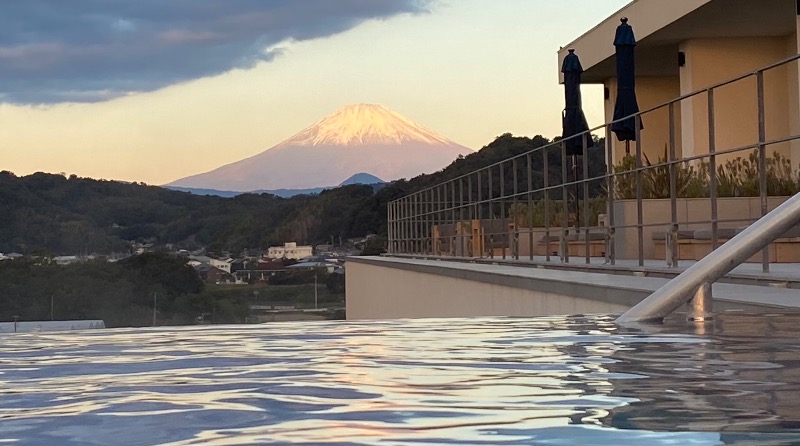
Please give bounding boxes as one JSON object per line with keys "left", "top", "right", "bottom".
{"left": 167, "top": 104, "right": 473, "bottom": 191}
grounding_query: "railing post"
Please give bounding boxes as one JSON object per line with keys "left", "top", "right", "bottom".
{"left": 459, "top": 177, "right": 465, "bottom": 257}
{"left": 488, "top": 167, "right": 494, "bottom": 258}
{"left": 421, "top": 193, "right": 426, "bottom": 254}
{"left": 385, "top": 200, "right": 389, "bottom": 254}
{"left": 401, "top": 197, "right": 408, "bottom": 253}
{"left": 582, "top": 134, "right": 590, "bottom": 264}
{"left": 468, "top": 174, "right": 474, "bottom": 257}
{"left": 426, "top": 189, "right": 433, "bottom": 255}
{"left": 500, "top": 163, "right": 507, "bottom": 259}
{"left": 403, "top": 196, "right": 412, "bottom": 254}
{"left": 561, "top": 141, "right": 570, "bottom": 263}
{"left": 406, "top": 197, "right": 411, "bottom": 254}
{"left": 477, "top": 171, "right": 483, "bottom": 257}
{"left": 668, "top": 102, "right": 678, "bottom": 268}
{"left": 441, "top": 184, "right": 447, "bottom": 256}
{"left": 434, "top": 186, "right": 441, "bottom": 255}
{"left": 708, "top": 89, "right": 719, "bottom": 252}
{"left": 757, "top": 70, "right": 770, "bottom": 273}
{"left": 527, "top": 153, "right": 534, "bottom": 261}
{"left": 394, "top": 200, "right": 399, "bottom": 254}
{"left": 512, "top": 158, "right": 519, "bottom": 260}
{"left": 450, "top": 181, "right": 457, "bottom": 256}
{"left": 419, "top": 192, "right": 424, "bottom": 254}
{"left": 635, "top": 114, "right": 644, "bottom": 267}
{"left": 544, "top": 146, "right": 552, "bottom": 262}
{"left": 418, "top": 193, "right": 424, "bottom": 255}
{"left": 396, "top": 198, "right": 401, "bottom": 253}
{"left": 605, "top": 125, "right": 615, "bottom": 265}
{"left": 388, "top": 200, "right": 395, "bottom": 254}
{"left": 428, "top": 188, "right": 436, "bottom": 255}
{"left": 406, "top": 195, "right": 412, "bottom": 254}
{"left": 412, "top": 193, "right": 418, "bottom": 254}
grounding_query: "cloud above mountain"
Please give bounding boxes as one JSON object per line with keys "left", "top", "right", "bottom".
{"left": 0, "top": 0, "right": 432, "bottom": 104}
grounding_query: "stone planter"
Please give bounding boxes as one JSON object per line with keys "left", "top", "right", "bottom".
{"left": 612, "top": 196, "right": 791, "bottom": 261}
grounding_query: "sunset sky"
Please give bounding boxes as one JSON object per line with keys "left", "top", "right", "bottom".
{"left": 0, "top": 0, "right": 629, "bottom": 185}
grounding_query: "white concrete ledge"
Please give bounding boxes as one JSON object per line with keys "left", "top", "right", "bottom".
{"left": 346, "top": 257, "right": 800, "bottom": 320}
{"left": 0, "top": 320, "right": 106, "bottom": 333}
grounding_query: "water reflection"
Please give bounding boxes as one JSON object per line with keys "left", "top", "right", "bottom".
{"left": 603, "top": 313, "right": 800, "bottom": 445}
{"left": 0, "top": 315, "right": 799, "bottom": 445}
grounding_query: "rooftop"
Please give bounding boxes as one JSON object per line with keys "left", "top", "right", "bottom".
{"left": 559, "top": 0, "right": 796, "bottom": 83}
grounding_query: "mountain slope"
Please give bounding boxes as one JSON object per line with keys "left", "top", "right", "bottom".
{"left": 168, "top": 104, "right": 472, "bottom": 191}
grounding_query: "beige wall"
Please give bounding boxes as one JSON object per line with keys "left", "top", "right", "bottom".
{"left": 605, "top": 76, "right": 682, "bottom": 165}
{"left": 613, "top": 196, "right": 790, "bottom": 260}
{"left": 346, "top": 261, "right": 628, "bottom": 320}
{"left": 789, "top": 31, "right": 800, "bottom": 161}
{"left": 679, "top": 37, "right": 794, "bottom": 164}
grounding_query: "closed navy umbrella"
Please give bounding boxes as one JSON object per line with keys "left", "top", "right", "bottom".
{"left": 562, "top": 49, "right": 591, "bottom": 157}
{"left": 611, "top": 17, "right": 642, "bottom": 150}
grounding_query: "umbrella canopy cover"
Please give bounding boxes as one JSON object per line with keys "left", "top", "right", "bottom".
{"left": 611, "top": 18, "right": 643, "bottom": 142}
{"left": 562, "top": 49, "right": 591, "bottom": 156}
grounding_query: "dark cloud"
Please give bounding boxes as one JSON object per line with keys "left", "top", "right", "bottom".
{"left": 0, "top": 0, "right": 431, "bottom": 103}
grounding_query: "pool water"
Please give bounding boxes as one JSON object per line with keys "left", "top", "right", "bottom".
{"left": 1, "top": 313, "right": 800, "bottom": 445}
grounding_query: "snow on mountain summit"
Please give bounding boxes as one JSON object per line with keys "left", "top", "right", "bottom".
{"left": 284, "top": 104, "right": 455, "bottom": 147}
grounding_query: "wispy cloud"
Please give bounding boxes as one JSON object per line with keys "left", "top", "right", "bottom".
{"left": 0, "top": 0, "right": 432, "bottom": 103}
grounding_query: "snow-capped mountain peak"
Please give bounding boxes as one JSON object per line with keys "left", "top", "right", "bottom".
{"left": 283, "top": 103, "right": 455, "bottom": 147}
{"left": 168, "top": 103, "right": 473, "bottom": 191}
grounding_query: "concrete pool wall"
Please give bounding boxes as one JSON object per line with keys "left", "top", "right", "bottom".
{"left": 346, "top": 256, "right": 800, "bottom": 320}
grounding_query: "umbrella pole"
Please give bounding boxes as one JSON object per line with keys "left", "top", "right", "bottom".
{"left": 625, "top": 140, "right": 630, "bottom": 156}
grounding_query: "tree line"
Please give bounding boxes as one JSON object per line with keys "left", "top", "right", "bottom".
{"left": 0, "top": 134, "right": 606, "bottom": 256}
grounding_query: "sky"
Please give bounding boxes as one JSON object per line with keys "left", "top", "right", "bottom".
{"left": 0, "top": 0, "right": 630, "bottom": 185}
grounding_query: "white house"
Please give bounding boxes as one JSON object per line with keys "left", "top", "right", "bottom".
{"left": 209, "top": 258, "right": 233, "bottom": 273}
{"left": 267, "top": 242, "right": 313, "bottom": 260}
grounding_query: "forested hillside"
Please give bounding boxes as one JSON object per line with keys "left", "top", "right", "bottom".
{"left": 0, "top": 134, "right": 605, "bottom": 255}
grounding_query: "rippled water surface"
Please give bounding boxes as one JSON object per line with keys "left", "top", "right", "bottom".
{"left": 2, "top": 314, "right": 800, "bottom": 445}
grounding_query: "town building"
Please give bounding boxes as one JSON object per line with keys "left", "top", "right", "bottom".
{"left": 193, "top": 264, "right": 230, "bottom": 284}
{"left": 209, "top": 258, "right": 232, "bottom": 273}
{"left": 267, "top": 242, "right": 313, "bottom": 260}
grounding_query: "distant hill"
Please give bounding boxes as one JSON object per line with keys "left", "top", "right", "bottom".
{"left": 167, "top": 104, "right": 472, "bottom": 191}
{"left": 167, "top": 172, "right": 384, "bottom": 198}
{"left": 165, "top": 185, "right": 326, "bottom": 198}
{"left": 340, "top": 173, "right": 384, "bottom": 186}
{"left": 164, "top": 186, "right": 241, "bottom": 198}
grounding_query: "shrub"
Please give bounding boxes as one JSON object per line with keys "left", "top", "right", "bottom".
{"left": 614, "top": 149, "right": 796, "bottom": 199}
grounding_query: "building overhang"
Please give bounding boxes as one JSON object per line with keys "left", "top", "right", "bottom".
{"left": 559, "top": 0, "right": 797, "bottom": 84}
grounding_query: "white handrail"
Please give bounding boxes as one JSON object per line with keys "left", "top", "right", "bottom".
{"left": 616, "top": 193, "right": 800, "bottom": 323}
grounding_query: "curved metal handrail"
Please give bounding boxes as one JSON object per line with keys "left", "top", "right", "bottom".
{"left": 616, "top": 192, "right": 800, "bottom": 323}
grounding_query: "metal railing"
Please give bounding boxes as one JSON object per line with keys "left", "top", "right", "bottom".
{"left": 388, "top": 54, "right": 800, "bottom": 272}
